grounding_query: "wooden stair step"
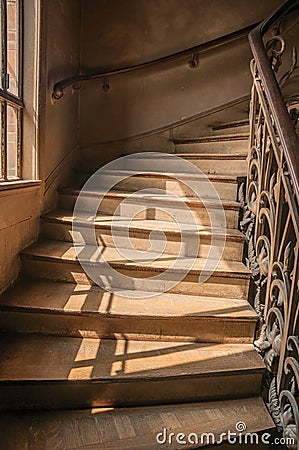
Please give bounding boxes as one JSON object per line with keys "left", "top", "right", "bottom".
{"left": 0, "top": 397, "right": 274, "bottom": 449}
{"left": 100, "top": 152, "right": 248, "bottom": 176}
{"left": 174, "top": 132, "right": 249, "bottom": 143}
{"left": 0, "top": 334, "right": 265, "bottom": 410}
{"left": 21, "top": 240, "right": 251, "bottom": 298}
{"left": 43, "top": 209, "right": 243, "bottom": 236}
{"left": 21, "top": 239, "right": 250, "bottom": 277}
{"left": 59, "top": 186, "right": 240, "bottom": 206}
{"left": 172, "top": 115, "right": 249, "bottom": 137}
{"left": 211, "top": 119, "right": 250, "bottom": 133}
{"left": 174, "top": 133, "right": 249, "bottom": 154}
{"left": 73, "top": 169, "right": 239, "bottom": 201}
{"left": 0, "top": 279, "right": 258, "bottom": 343}
{"left": 42, "top": 210, "right": 245, "bottom": 261}
{"left": 58, "top": 187, "right": 240, "bottom": 228}
{"left": 174, "top": 153, "right": 248, "bottom": 175}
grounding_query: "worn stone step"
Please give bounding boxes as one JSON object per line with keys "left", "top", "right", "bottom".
{"left": 211, "top": 119, "right": 250, "bottom": 134}
{"left": 58, "top": 187, "right": 240, "bottom": 229}
{"left": 92, "top": 153, "right": 248, "bottom": 176}
{"left": 174, "top": 153, "right": 248, "bottom": 175}
{"left": 0, "top": 397, "right": 274, "bottom": 448}
{"left": 0, "top": 279, "right": 257, "bottom": 343}
{"left": 0, "top": 334, "right": 265, "bottom": 410}
{"left": 42, "top": 210, "right": 245, "bottom": 261}
{"left": 173, "top": 117, "right": 250, "bottom": 139}
{"left": 21, "top": 240, "right": 250, "bottom": 299}
{"left": 80, "top": 152, "right": 248, "bottom": 176}
{"left": 73, "top": 169, "right": 239, "bottom": 201}
{"left": 174, "top": 133, "right": 249, "bottom": 153}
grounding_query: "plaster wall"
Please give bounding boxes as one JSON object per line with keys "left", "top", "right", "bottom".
{"left": 78, "top": 0, "right": 283, "bottom": 165}
{"left": 39, "top": 0, "right": 81, "bottom": 212}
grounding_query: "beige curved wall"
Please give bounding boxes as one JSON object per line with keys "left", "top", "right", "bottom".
{"left": 78, "top": 0, "right": 284, "bottom": 156}
{"left": 81, "top": 0, "right": 283, "bottom": 70}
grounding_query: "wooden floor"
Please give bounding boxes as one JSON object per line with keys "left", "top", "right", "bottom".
{"left": 0, "top": 397, "right": 274, "bottom": 450}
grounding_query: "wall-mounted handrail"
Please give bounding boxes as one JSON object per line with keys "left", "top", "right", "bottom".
{"left": 52, "top": 22, "right": 258, "bottom": 100}
{"left": 249, "top": 0, "right": 299, "bottom": 200}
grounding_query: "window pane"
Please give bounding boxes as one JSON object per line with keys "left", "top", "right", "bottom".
{"left": 7, "top": 0, "right": 19, "bottom": 96}
{"left": 7, "top": 103, "right": 19, "bottom": 179}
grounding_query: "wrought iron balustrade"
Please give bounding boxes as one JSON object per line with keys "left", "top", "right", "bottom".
{"left": 241, "top": 1, "right": 299, "bottom": 447}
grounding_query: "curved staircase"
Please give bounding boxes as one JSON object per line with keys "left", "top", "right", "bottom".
{"left": 0, "top": 121, "right": 275, "bottom": 449}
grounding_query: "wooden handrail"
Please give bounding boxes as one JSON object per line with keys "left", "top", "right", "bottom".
{"left": 52, "top": 22, "right": 258, "bottom": 100}
{"left": 249, "top": 0, "right": 299, "bottom": 200}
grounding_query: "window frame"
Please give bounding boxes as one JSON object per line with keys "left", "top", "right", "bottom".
{"left": 0, "top": 0, "right": 24, "bottom": 181}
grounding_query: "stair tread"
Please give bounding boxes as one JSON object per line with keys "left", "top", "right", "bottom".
{"left": 175, "top": 153, "right": 247, "bottom": 159}
{"left": 0, "top": 334, "right": 264, "bottom": 381}
{"left": 211, "top": 118, "right": 250, "bottom": 131}
{"left": 60, "top": 186, "right": 240, "bottom": 209}
{"left": 0, "top": 397, "right": 274, "bottom": 449}
{"left": 118, "top": 152, "right": 247, "bottom": 159}
{"left": 59, "top": 187, "right": 240, "bottom": 209}
{"left": 74, "top": 168, "right": 239, "bottom": 183}
{"left": 0, "top": 279, "right": 257, "bottom": 320}
{"left": 22, "top": 240, "right": 251, "bottom": 278}
{"left": 43, "top": 210, "right": 245, "bottom": 241}
{"left": 174, "top": 132, "right": 249, "bottom": 143}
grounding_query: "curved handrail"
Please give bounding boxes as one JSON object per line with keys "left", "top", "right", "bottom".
{"left": 244, "top": 2, "right": 299, "bottom": 438}
{"left": 52, "top": 23, "right": 258, "bottom": 100}
{"left": 248, "top": 0, "right": 299, "bottom": 200}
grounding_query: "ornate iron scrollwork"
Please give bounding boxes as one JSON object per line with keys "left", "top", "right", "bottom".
{"left": 266, "top": 35, "right": 286, "bottom": 73}
{"left": 242, "top": 19, "right": 299, "bottom": 447}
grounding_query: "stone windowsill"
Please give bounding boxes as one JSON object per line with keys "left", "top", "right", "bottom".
{"left": 0, "top": 180, "right": 42, "bottom": 192}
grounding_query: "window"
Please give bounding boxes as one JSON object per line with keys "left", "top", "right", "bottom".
{"left": 0, "top": 0, "right": 23, "bottom": 180}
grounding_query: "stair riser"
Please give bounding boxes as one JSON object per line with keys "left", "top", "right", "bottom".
{"left": 82, "top": 156, "right": 247, "bottom": 176}
{"left": 21, "top": 258, "right": 250, "bottom": 299}
{"left": 210, "top": 125, "right": 250, "bottom": 134}
{"left": 0, "top": 311, "right": 257, "bottom": 343}
{"left": 58, "top": 194, "right": 239, "bottom": 229}
{"left": 0, "top": 371, "right": 263, "bottom": 410}
{"left": 42, "top": 221, "right": 244, "bottom": 261}
{"left": 182, "top": 158, "right": 248, "bottom": 175}
{"left": 173, "top": 121, "right": 250, "bottom": 140}
{"left": 75, "top": 173, "right": 238, "bottom": 201}
{"left": 175, "top": 139, "right": 248, "bottom": 154}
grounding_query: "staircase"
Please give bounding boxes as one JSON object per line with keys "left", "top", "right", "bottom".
{"left": 0, "top": 121, "right": 275, "bottom": 448}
